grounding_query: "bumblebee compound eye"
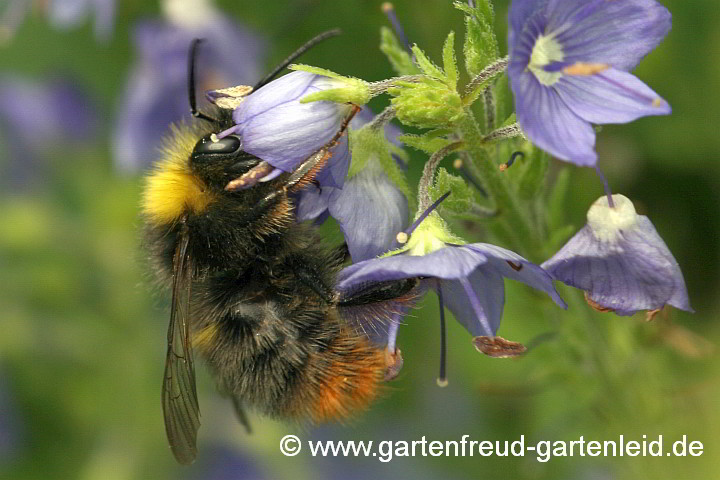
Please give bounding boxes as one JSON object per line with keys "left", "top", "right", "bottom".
{"left": 191, "top": 134, "right": 242, "bottom": 159}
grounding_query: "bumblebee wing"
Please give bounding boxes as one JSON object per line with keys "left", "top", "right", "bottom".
{"left": 162, "top": 229, "right": 200, "bottom": 465}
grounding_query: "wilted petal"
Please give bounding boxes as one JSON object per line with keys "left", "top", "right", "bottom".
{"left": 556, "top": 68, "right": 670, "bottom": 124}
{"left": 542, "top": 194, "right": 692, "bottom": 315}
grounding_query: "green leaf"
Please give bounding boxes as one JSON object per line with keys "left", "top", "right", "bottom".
{"left": 442, "top": 31, "right": 458, "bottom": 89}
{"left": 428, "top": 167, "right": 475, "bottom": 214}
{"left": 499, "top": 112, "right": 517, "bottom": 128}
{"left": 455, "top": 0, "right": 499, "bottom": 76}
{"left": 289, "top": 64, "right": 371, "bottom": 104}
{"left": 411, "top": 45, "right": 446, "bottom": 81}
{"left": 397, "top": 133, "right": 454, "bottom": 154}
{"left": 379, "top": 26, "right": 419, "bottom": 76}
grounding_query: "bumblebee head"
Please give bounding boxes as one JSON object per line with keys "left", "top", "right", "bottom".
{"left": 189, "top": 132, "right": 264, "bottom": 192}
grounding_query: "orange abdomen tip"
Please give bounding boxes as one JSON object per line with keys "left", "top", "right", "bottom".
{"left": 307, "top": 343, "right": 386, "bottom": 422}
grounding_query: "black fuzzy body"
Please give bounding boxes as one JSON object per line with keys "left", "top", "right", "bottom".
{"left": 144, "top": 120, "right": 391, "bottom": 423}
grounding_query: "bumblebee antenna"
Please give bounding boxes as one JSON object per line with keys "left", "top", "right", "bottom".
{"left": 253, "top": 28, "right": 341, "bottom": 90}
{"left": 188, "top": 38, "right": 220, "bottom": 123}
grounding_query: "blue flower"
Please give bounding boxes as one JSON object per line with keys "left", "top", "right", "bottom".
{"left": 508, "top": 0, "right": 672, "bottom": 166}
{"left": 294, "top": 107, "right": 409, "bottom": 262}
{"left": 113, "top": 9, "right": 264, "bottom": 172}
{"left": 0, "top": 372, "right": 23, "bottom": 460}
{"left": 0, "top": 75, "right": 97, "bottom": 189}
{"left": 47, "top": 0, "right": 116, "bottom": 41}
{"left": 542, "top": 194, "right": 692, "bottom": 316}
{"left": 0, "top": 0, "right": 115, "bottom": 42}
{"left": 337, "top": 214, "right": 567, "bottom": 347}
{"left": 214, "top": 71, "right": 354, "bottom": 188}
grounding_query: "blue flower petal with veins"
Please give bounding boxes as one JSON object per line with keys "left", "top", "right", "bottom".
{"left": 508, "top": 0, "right": 672, "bottom": 166}
{"left": 542, "top": 194, "right": 692, "bottom": 315}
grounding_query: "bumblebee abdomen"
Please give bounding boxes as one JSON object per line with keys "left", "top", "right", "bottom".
{"left": 299, "top": 331, "right": 385, "bottom": 422}
{"left": 191, "top": 277, "right": 386, "bottom": 422}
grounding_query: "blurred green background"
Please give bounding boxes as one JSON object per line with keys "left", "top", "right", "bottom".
{"left": 0, "top": 0, "right": 717, "bottom": 479}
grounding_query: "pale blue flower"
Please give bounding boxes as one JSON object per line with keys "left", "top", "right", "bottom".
{"left": 542, "top": 194, "right": 692, "bottom": 315}
{"left": 508, "top": 0, "right": 672, "bottom": 166}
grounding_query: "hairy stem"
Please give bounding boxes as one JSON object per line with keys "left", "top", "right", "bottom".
{"left": 457, "top": 111, "right": 541, "bottom": 259}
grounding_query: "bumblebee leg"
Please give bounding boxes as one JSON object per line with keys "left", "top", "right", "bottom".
{"left": 335, "top": 242, "right": 351, "bottom": 263}
{"left": 288, "top": 256, "right": 335, "bottom": 303}
{"left": 252, "top": 148, "right": 332, "bottom": 213}
{"left": 258, "top": 104, "right": 361, "bottom": 208}
{"left": 338, "top": 278, "right": 419, "bottom": 306}
{"left": 230, "top": 395, "right": 252, "bottom": 435}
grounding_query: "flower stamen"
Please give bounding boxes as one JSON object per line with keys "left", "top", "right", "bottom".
{"left": 436, "top": 280, "right": 448, "bottom": 388}
{"left": 500, "top": 151, "right": 524, "bottom": 172}
{"left": 562, "top": 62, "right": 609, "bottom": 76}
{"left": 381, "top": 2, "right": 411, "bottom": 54}
{"left": 399, "top": 190, "right": 451, "bottom": 243}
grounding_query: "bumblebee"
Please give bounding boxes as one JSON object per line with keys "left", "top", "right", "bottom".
{"left": 141, "top": 32, "right": 417, "bottom": 465}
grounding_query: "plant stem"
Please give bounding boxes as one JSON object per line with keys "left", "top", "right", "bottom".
{"left": 456, "top": 110, "right": 542, "bottom": 259}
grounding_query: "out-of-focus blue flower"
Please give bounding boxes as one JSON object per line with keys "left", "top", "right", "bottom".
{"left": 186, "top": 445, "right": 269, "bottom": 480}
{"left": 47, "top": 0, "right": 116, "bottom": 41}
{"left": 0, "top": 0, "right": 115, "bottom": 43}
{"left": 214, "top": 71, "right": 353, "bottom": 188}
{"left": 542, "top": 194, "right": 692, "bottom": 316}
{"left": 508, "top": 0, "right": 672, "bottom": 166}
{"left": 0, "top": 75, "right": 96, "bottom": 188}
{"left": 113, "top": 2, "right": 264, "bottom": 172}
{"left": 295, "top": 107, "right": 409, "bottom": 262}
{"left": 0, "top": 372, "right": 22, "bottom": 460}
{"left": 337, "top": 214, "right": 567, "bottom": 341}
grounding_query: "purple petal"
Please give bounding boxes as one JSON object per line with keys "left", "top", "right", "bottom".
{"left": 508, "top": 0, "right": 548, "bottom": 51}
{"left": 293, "top": 185, "right": 332, "bottom": 222}
{"left": 466, "top": 243, "right": 568, "bottom": 309}
{"left": 442, "top": 270, "right": 505, "bottom": 337}
{"left": 113, "top": 63, "right": 188, "bottom": 172}
{"left": 511, "top": 71, "right": 597, "bottom": 166}
{"left": 542, "top": 218, "right": 692, "bottom": 315}
{"left": 548, "top": 0, "right": 671, "bottom": 71}
{"left": 0, "top": 75, "right": 97, "bottom": 188}
{"left": 232, "top": 71, "right": 316, "bottom": 121}
{"left": 336, "top": 246, "right": 490, "bottom": 293}
{"left": 314, "top": 134, "right": 350, "bottom": 189}
{"left": 231, "top": 72, "right": 351, "bottom": 174}
{"left": 327, "top": 160, "right": 409, "bottom": 262}
{"left": 555, "top": 68, "right": 670, "bottom": 124}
